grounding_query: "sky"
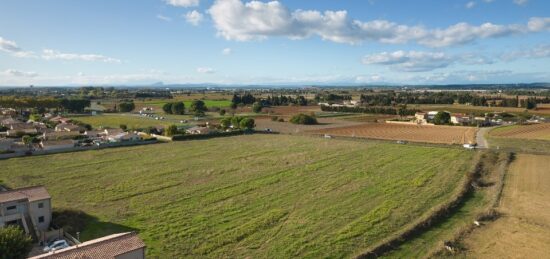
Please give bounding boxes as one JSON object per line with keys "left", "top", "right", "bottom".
{"left": 0, "top": 0, "right": 549, "bottom": 86}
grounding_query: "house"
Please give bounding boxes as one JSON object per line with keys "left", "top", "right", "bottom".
{"left": 414, "top": 112, "right": 427, "bottom": 124}
{"left": 426, "top": 111, "right": 439, "bottom": 120}
{"left": 186, "top": 126, "right": 211, "bottom": 135}
{"left": 28, "top": 232, "right": 146, "bottom": 259}
{"left": 84, "top": 130, "right": 105, "bottom": 138}
{"left": 55, "top": 123, "right": 83, "bottom": 132}
{"left": 0, "top": 186, "right": 52, "bottom": 238}
{"left": 108, "top": 132, "right": 141, "bottom": 142}
{"left": 40, "top": 140, "right": 76, "bottom": 151}
{"left": 42, "top": 131, "right": 80, "bottom": 140}
{"left": 7, "top": 142, "right": 30, "bottom": 152}
{"left": 451, "top": 114, "right": 471, "bottom": 125}
{"left": 104, "top": 128, "right": 125, "bottom": 136}
{"left": 0, "top": 138, "right": 15, "bottom": 151}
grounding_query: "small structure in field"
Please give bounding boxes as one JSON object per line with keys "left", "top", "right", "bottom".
{"left": 186, "top": 126, "right": 211, "bottom": 135}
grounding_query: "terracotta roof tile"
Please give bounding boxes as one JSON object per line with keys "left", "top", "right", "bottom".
{"left": 0, "top": 186, "right": 50, "bottom": 203}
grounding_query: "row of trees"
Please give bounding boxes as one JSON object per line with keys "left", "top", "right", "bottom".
{"left": 289, "top": 114, "right": 318, "bottom": 125}
{"left": 314, "top": 93, "right": 352, "bottom": 103}
{"left": 220, "top": 116, "right": 255, "bottom": 130}
{"left": 162, "top": 102, "right": 186, "bottom": 115}
{"left": 320, "top": 105, "right": 418, "bottom": 116}
{"left": 0, "top": 97, "right": 91, "bottom": 113}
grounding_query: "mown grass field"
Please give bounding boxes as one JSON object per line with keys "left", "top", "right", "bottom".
{"left": 0, "top": 135, "right": 474, "bottom": 258}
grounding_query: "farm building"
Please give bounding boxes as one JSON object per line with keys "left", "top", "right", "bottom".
{"left": 451, "top": 114, "right": 471, "bottom": 125}
{"left": 55, "top": 123, "right": 83, "bottom": 132}
{"left": 29, "top": 232, "right": 146, "bottom": 259}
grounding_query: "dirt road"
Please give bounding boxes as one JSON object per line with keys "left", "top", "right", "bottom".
{"left": 464, "top": 154, "right": 550, "bottom": 258}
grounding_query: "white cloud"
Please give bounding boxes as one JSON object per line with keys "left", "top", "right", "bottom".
{"left": 513, "top": 0, "right": 528, "bottom": 6}
{"left": 196, "top": 67, "right": 215, "bottom": 73}
{"left": 466, "top": 1, "right": 476, "bottom": 9}
{"left": 41, "top": 49, "right": 121, "bottom": 63}
{"left": 222, "top": 48, "right": 232, "bottom": 55}
{"left": 0, "top": 37, "right": 35, "bottom": 57}
{"left": 157, "top": 14, "right": 172, "bottom": 21}
{"left": 208, "top": 0, "right": 549, "bottom": 47}
{"left": 184, "top": 10, "right": 204, "bottom": 26}
{"left": 164, "top": 0, "right": 199, "bottom": 7}
{"left": 501, "top": 44, "right": 550, "bottom": 61}
{"left": 362, "top": 51, "right": 454, "bottom": 72}
{"left": 3, "top": 69, "right": 38, "bottom": 77}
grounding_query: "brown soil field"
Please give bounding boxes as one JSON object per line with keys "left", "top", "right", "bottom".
{"left": 463, "top": 154, "right": 550, "bottom": 258}
{"left": 490, "top": 124, "right": 550, "bottom": 140}
{"left": 309, "top": 123, "right": 477, "bottom": 145}
{"left": 255, "top": 117, "right": 364, "bottom": 134}
{"left": 412, "top": 104, "right": 550, "bottom": 115}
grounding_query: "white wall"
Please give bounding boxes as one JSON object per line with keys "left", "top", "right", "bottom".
{"left": 29, "top": 199, "right": 51, "bottom": 231}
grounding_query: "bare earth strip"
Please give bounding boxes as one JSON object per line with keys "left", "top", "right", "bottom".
{"left": 308, "top": 123, "right": 477, "bottom": 145}
{"left": 464, "top": 154, "right": 550, "bottom": 258}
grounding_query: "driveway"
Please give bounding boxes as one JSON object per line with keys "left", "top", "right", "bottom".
{"left": 476, "top": 127, "right": 492, "bottom": 149}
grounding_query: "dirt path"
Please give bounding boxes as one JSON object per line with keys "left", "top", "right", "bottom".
{"left": 463, "top": 154, "right": 550, "bottom": 258}
{"left": 476, "top": 127, "right": 491, "bottom": 149}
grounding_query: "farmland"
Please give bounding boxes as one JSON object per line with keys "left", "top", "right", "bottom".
{"left": 463, "top": 154, "right": 550, "bottom": 258}
{"left": 0, "top": 135, "right": 475, "bottom": 258}
{"left": 310, "top": 123, "right": 478, "bottom": 145}
{"left": 68, "top": 114, "right": 182, "bottom": 129}
{"left": 489, "top": 123, "right": 550, "bottom": 140}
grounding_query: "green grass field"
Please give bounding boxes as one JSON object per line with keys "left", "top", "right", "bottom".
{"left": 69, "top": 114, "right": 184, "bottom": 129}
{"left": 0, "top": 135, "right": 474, "bottom": 258}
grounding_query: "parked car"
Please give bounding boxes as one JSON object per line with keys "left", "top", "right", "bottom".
{"left": 43, "top": 239, "right": 69, "bottom": 252}
{"left": 396, "top": 140, "right": 407, "bottom": 144}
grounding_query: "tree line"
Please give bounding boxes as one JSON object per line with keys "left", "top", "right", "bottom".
{"left": 321, "top": 105, "right": 418, "bottom": 116}
{"left": 0, "top": 96, "right": 91, "bottom": 113}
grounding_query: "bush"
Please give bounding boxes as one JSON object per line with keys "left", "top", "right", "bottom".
{"left": 278, "top": 118, "right": 284, "bottom": 122}
{"left": 119, "top": 124, "right": 127, "bottom": 130}
{"left": 290, "top": 114, "right": 318, "bottom": 125}
{"left": 271, "top": 116, "right": 278, "bottom": 121}
{"left": 0, "top": 226, "right": 33, "bottom": 259}
{"left": 165, "top": 125, "right": 179, "bottom": 136}
{"left": 171, "top": 102, "right": 185, "bottom": 115}
{"left": 252, "top": 102, "right": 263, "bottom": 113}
{"left": 219, "top": 109, "right": 226, "bottom": 116}
{"left": 162, "top": 103, "right": 173, "bottom": 114}
{"left": 239, "top": 118, "right": 255, "bottom": 130}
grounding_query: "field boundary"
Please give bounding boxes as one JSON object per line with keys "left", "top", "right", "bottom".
{"left": 424, "top": 151, "right": 515, "bottom": 258}
{"left": 355, "top": 152, "right": 485, "bottom": 259}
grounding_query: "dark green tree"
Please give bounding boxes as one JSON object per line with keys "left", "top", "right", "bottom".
{"left": 171, "top": 102, "right": 185, "bottom": 115}
{"left": 165, "top": 125, "right": 178, "bottom": 136}
{"left": 433, "top": 111, "right": 451, "bottom": 125}
{"left": 190, "top": 100, "right": 207, "bottom": 116}
{"left": 0, "top": 226, "right": 33, "bottom": 259}
{"left": 118, "top": 102, "right": 135, "bottom": 112}
{"left": 162, "top": 103, "right": 173, "bottom": 114}
{"left": 239, "top": 118, "right": 255, "bottom": 130}
{"left": 252, "top": 102, "right": 263, "bottom": 113}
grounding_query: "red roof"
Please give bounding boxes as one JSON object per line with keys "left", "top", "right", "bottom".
{"left": 29, "top": 232, "right": 146, "bottom": 259}
{"left": 0, "top": 186, "right": 50, "bottom": 203}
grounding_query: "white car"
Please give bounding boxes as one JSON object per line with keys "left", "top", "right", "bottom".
{"left": 43, "top": 240, "right": 69, "bottom": 252}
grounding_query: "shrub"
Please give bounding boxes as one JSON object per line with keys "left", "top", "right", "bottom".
{"left": 239, "top": 118, "right": 255, "bottom": 130}
{"left": 219, "top": 109, "right": 226, "bottom": 116}
{"left": 0, "top": 226, "right": 33, "bottom": 259}
{"left": 290, "top": 113, "right": 318, "bottom": 125}
{"left": 271, "top": 116, "right": 278, "bottom": 121}
{"left": 252, "top": 102, "right": 263, "bottom": 113}
{"left": 118, "top": 101, "right": 135, "bottom": 112}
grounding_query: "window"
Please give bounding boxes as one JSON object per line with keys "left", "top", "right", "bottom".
{"left": 38, "top": 203, "right": 44, "bottom": 208}
{"left": 6, "top": 205, "right": 16, "bottom": 211}
{"left": 38, "top": 216, "right": 44, "bottom": 223}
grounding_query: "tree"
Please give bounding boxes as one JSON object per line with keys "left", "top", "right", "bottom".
{"left": 0, "top": 226, "right": 33, "bottom": 259}
{"left": 21, "top": 135, "right": 33, "bottom": 145}
{"left": 252, "top": 102, "right": 263, "bottom": 113}
{"left": 290, "top": 114, "right": 318, "bottom": 125}
{"left": 165, "top": 125, "right": 178, "bottom": 136}
{"left": 231, "top": 116, "right": 243, "bottom": 129}
{"left": 162, "top": 103, "right": 173, "bottom": 114}
{"left": 29, "top": 114, "right": 41, "bottom": 122}
{"left": 171, "top": 102, "right": 185, "bottom": 115}
{"left": 118, "top": 102, "right": 135, "bottom": 112}
{"left": 190, "top": 100, "right": 207, "bottom": 116}
{"left": 230, "top": 102, "right": 238, "bottom": 110}
{"left": 219, "top": 109, "right": 226, "bottom": 116}
{"left": 119, "top": 124, "right": 127, "bottom": 130}
{"left": 433, "top": 111, "right": 451, "bottom": 125}
{"left": 239, "top": 118, "right": 255, "bottom": 130}
{"left": 220, "top": 118, "right": 232, "bottom": 129}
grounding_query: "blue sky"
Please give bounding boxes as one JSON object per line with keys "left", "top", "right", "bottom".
{"left": 0, "top": 0, "right": 549, "bottom": 86}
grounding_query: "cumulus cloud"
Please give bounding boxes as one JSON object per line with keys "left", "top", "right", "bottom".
{"left": 196, "top": 67, "right": 215, "bottom": 73}
{"left": 466, "top": 1, "right": 476, "bottom": 9}
{"left": 222, "top": 47, "right": 232, "bottom": 55}
{"left": 157, "top": 14, "right": 172, "bottom": 21}
{"left": 41, "top": 49, "right": 121, "bottom": 63}
{"left": 0, "top": 37, "right": 35, "bottom": 57}
{"left": 208, "top": 0, "right": 549, "bottom": 47}
{"left": 165, "top": 0, "right": 199, "bottom": 7}
{"left": 3, "top": 69, "right": 38, "bottom": 77}
{"left": 513, "top": 0, "right": 528, "bottom": 6}
{"left": 184, "top": 10, "right": 204, "bottom": 26}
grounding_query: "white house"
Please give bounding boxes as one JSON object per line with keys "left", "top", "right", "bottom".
{"left": 55, "top": 123, "right": 83, "bottom": 132}
{"left": 0, "top": 186, "right": 52, "bottom": 238}
{"left": 451, "top": 114, "right": 471, "bottom": 125}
